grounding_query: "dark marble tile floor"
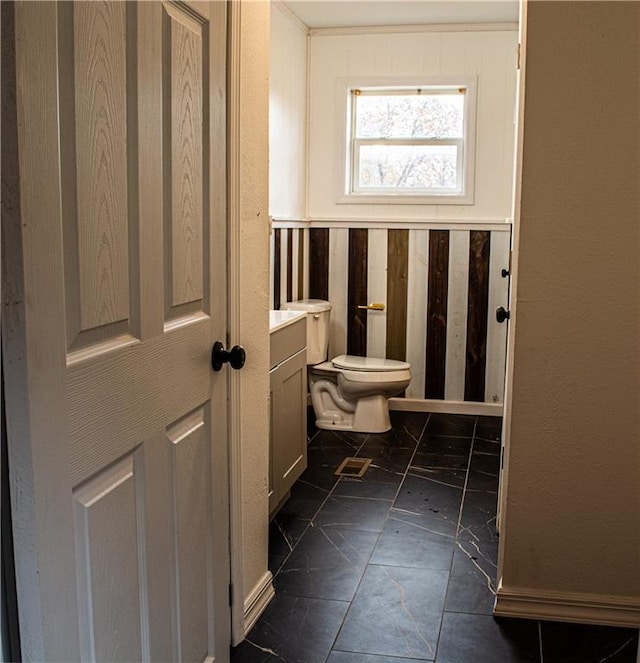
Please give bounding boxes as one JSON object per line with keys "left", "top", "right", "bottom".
{"left": 233, "top": 411, "right": 639, "bottom": 663}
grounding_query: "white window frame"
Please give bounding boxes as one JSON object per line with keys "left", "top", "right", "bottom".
{"left": 337, "top": 77, "right": 477, "bottom": 205}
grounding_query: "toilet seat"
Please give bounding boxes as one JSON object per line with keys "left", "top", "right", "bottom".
{"left": 332, "top": 354, "right": 410, "bottom": 372}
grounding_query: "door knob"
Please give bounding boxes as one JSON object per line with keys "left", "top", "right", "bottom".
{"left": 496, "top": 307, "right": 510, "bottom": 324}
{"left": 501, "top": 268, "right": 510, "bottom": 278}
{"left": 211, "top": 341, "right": 246, "bottom": 371}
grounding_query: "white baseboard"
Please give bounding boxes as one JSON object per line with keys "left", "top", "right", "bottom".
{"left": 243, "top": 571, "right": 275, "bottom": 636}
{"left": 389, "top": 397, "right": 503, "bottom": 417}
{"left": 494, "top": 584, "right": 640, "bottom": 628}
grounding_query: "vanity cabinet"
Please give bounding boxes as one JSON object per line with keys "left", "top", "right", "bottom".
{"left": 269, "top": 314, "right": 307, "bottom": 517}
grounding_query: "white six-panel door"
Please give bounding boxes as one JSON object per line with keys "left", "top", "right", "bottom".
{"left": 4, "top": 1, "right": 230, "bottom": 660}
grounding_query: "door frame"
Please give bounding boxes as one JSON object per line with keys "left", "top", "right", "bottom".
{"left": 496, "top": 0, "right": 528, "bottom": 566}
{"left": 227, "top": 0, "right": 246, "bottom": 645}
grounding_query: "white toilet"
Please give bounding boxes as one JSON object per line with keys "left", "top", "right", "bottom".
{"left": 281, "top": 299, "right": 411, "bottom": 433}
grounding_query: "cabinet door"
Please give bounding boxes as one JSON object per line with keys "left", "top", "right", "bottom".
{"left": 270, "top": 348, "right": 307, "bottom": 515}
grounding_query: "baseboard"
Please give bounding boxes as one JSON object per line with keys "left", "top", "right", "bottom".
{"left": 389, "top": 397, "right": 503, "bottom": 417}
{"left": 243, "top": 571, "right": 275, "bottom": 636}
{"left": 494, "top": 583, "right": 640, "bottom": 628}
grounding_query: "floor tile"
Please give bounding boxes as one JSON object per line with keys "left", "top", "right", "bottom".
{"left": 444, "top": 541, "right": 498, "bottom": 615}
{"left": 309, "top": 428, "right": 368, "bottom": 453}
{"left": 412, "top": 436, "right": 472, "bottom": 470}
{"left": 392, "top": 471, "right": 464, "bottom": 538}
{"left": 389, "top": 409, "right": 431, "bottom": 442}
{"left": 457, "top": 485, "right": 499, "bottom": 543}
{"left": 268, "top": 519, "right": 293, "bottom": 575}
{"left": 231, "top": 639, "right": 280, "bottom": 663}
{"left": 275, "top": 525, "right": 378, "bottom": 601}
{"left": 435, "top": 613, "right": 541, "bottom": 662}
{"left": 314, "top": 495, "right": 392, "bottom": 533}
{"left": 475, "top": 415, "right": 502, "bottom": 443}
{"left": 370, "top": 516, "right": 455, "bottom": 570}
{"left": 332, "top": 476, "right": 401, "bottom": 501}
{"left": 328, "top": 652, "right": 431, "bottom": 663}
{"left": 334, "top": 564, "right": 448, "bottom": 660}
{"left": 368, "top": 420, "right": 424, "bottom": 449}
{"left": 424, "top": 413, "right": 476, "bottom": 438}
{"left": 234, "top": 593, "right": 350, "bottom": 663}
{"left": 540, "top": 621, "right": 639, "bottom": 662}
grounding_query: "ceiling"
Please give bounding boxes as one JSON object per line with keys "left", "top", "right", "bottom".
{"left": 284, "top": 1, "right": 519, "bottom": 29}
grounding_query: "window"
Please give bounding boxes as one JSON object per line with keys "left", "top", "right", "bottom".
{"left": 342, "top": 80, "right": 476, "bottom": 204}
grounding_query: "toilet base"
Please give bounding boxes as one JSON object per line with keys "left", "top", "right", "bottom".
{"left": 313, "top": 394, "right": 392, "bottom": 433}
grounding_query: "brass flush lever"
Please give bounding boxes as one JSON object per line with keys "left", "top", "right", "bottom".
{"left": 357, "top": 303, "right": 385, "bottom": 311}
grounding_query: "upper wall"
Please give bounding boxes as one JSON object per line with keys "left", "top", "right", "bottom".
{"left": 269, "top": 4, "right": 307, "bottom": 219}
{"left": 308, "top": 29, "right": 518, "bottom": 221}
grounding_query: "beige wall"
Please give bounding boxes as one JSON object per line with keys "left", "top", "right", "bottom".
{"left": 498, "top": 1, "right": 640, "bottom": 622}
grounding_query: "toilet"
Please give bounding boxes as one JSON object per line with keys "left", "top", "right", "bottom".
{"left": 281, "top": 299, "right": 411, "bottom": 433}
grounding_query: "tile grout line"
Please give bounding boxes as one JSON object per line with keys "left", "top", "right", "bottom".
{"left": 538, "top": 620, "right": 544, "bottom": 662}
{"left": 434, "top": 415, "right": 478, "bottom": 662}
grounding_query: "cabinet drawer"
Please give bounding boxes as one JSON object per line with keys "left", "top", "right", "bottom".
{"left": 270, "top": 317, "right": 306, "bottom": 369}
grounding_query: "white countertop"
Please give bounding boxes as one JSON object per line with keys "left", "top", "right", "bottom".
{"left": 269, "top": 310, "right": 306, "bottom": 333}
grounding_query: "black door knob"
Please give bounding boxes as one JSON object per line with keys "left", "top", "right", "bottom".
{"left": 501, "top": 268, "right": 510, "bottom": 278}
{"left": 496, "top": 307, "right": 510, "bottom": 323}
{"left": 211, "top": 341, "right": 246, "bottom": 371}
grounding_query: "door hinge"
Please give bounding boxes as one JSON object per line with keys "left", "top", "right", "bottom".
{"left": 228, "top": 583, "right": 234, "bottom": 607}
{"left": 517, "top": 43, "right": 521, "bottom": 70}
{"left": 500, "top": 447, "right": 504, "bottom": 470}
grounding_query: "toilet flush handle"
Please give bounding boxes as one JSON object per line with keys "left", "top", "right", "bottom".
{"left": 357, "top": 303, "right": 385, "bottom": 311}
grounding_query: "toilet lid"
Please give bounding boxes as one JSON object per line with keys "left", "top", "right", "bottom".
{"left": 331, "top": 354, "right": 411, "bottom": 372}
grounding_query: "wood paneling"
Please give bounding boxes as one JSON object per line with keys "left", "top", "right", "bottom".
{"left": 297, "top": 229, "right": 305, "bottom": 300}
{"left": 465, "top": 231, "right": 491, "bottom": 401}
{"left": 273, "top": 228, "right": 282, "bottom": 309}
{"left": 347, "top": 229, "right": 368, "bottom": 356}
{"left": 425, "top": 230, "right": 450, "bottom": 399}
{"left": 386, "top": 229, "right": 409, "bottom": 361}
{"left": 286, "top": 228, "right": 293, "bottom": 303}
{"left": 271, "top": 223, "right": 510, "bottom": 405}
{"left": 367, "top": 229, "right": 388, "bottom": 358}
{"left": 485, "top": 231, "right": 511, "bottom": 403}
{"left": 444, "top": 231, "right": 470, "bottom": 401}
{"left": 309, "top": 228, "right": 329, "bottom": 300}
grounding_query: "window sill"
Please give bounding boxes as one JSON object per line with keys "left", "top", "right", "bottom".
{"left": 336, "top": 192, "right": 474, "bottom": 206}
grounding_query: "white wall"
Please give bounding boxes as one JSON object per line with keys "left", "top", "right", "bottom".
{"left": 308, "top": 28, "right": 518, "bottom": 221}
{"left": 496, "top": 1, "right": 640, "bottom": 626}
{"left": 269, "top": 3, "right": 307, "bottom": 219}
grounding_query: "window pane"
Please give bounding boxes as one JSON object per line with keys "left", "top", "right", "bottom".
{"left": 355, "top": 93, "right": 464, "bottom": 139}
{"left": 358, "top": 144, "right": 459, "bottom": 191}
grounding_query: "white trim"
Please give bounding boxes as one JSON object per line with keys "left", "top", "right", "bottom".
{"left": 227, "top": 2, "right": 244, "bottom": 646}
{"left": 271, "top": 218, "right": 513, "bottom": 231}
{"left": 494, "top": 584, "right": 640, "bottom": 628}
{"left": 270, "top": 218, "right": 309, "bottom": 228}
{"left": 309, "top": 23, "right": 519, "bottom": 37}
{"left": 272, "top": 0, "right": 309, "bottom": 36}
{"left": 389, "top": 398, "right": 503, "bottom": 417}
{"left": 243, "top": 572, "right": 275, "bottom": 637}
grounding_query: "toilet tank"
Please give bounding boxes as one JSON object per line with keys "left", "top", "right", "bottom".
{"left": 281, "top": 299, "right": 331, "bottom": 365}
